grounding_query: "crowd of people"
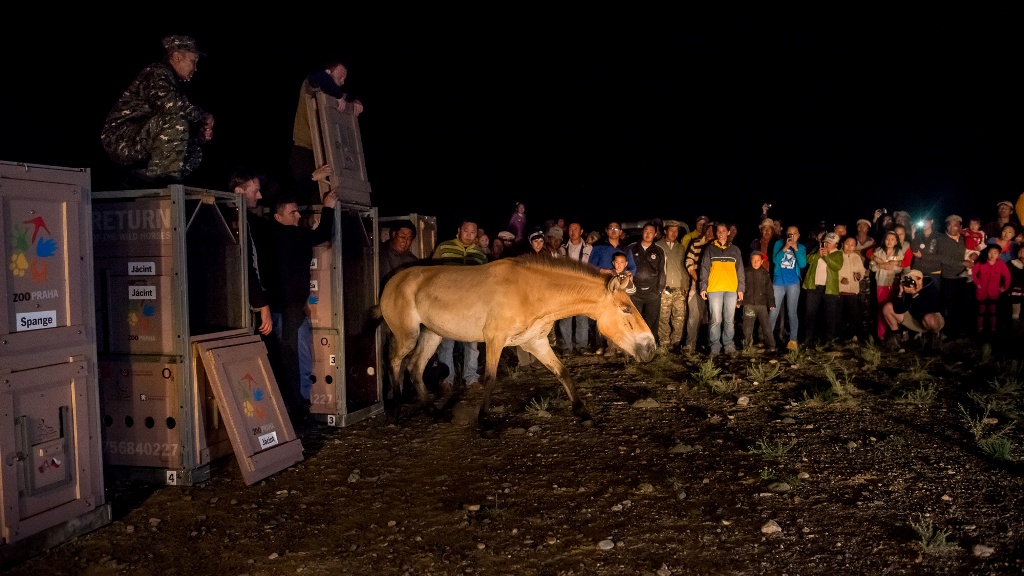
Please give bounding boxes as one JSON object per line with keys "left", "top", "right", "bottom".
{"left": 431, "top": 198, "right": 1024, "bottom": 371}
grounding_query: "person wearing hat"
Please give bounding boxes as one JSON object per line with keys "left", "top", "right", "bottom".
{"left": 881, "top": 269, "right": 945, "bottom": 350}
{"left": 290, "top": 59, "right": 364, "bottom": 206}
{"left": 800, "top": 231, "right": 844, "bottom": 346}
{"left": 544, "top": 225, "right": 565, "bottom": 257}
{"left": 982, "top": 200, "right": 1020, "bottom": 240}
{"left": 655, "top": 220, "right": 688, "bottom": 351}
{"left": 935, "top": 214, "right": 973, "bottom": 338}
{"left": 749, "top": 218, "right": 778, "bottom": 275}
{"left": 101, "top": 35, "right": 214, "bottom": 185}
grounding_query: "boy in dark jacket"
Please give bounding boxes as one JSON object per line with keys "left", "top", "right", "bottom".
{"left": 742, "top": 250, "right": 777, "bottom": 350}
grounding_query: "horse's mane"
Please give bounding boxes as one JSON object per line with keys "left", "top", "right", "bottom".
{"left": 509, "top": 253, "right": 604, "bottom": 279}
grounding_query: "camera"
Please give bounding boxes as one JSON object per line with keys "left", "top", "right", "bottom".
{"left": 879, "top": 208, "right": 887, "bottom": 214}
{"left": 901, "top": 275, "right": 917, "bottom": 288}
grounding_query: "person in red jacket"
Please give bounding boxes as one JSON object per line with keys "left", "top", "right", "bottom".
{"left": 971, "top": 244, "right": 1011, "bottom": 336}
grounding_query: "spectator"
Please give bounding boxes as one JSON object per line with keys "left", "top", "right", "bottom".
{"left": 476, "top": 228, "right": 492, "bottom": 260}
{"left": 432, "top": 220, "right": 488, "bottom": 389}
{"left": 838, "top": 236, "right": 868, "bottom": 341}
{"left": 681, "top": 215, "right": 710, "bottom": 252}
{"left": 602, "top": 252, "right": 637, "bottom": 358}
{"left": 972, "top": 244, "right": 1011, "bottom": 337}
{"left": 986, "top": 223, "right": 1019, "bottom": 265}
{"left": 558, "top": 222, "right": 593, "bottom": 355}
{"left": 589, "top": 221, "right": 636, "bottom": 275}
{"left": 853, "top": 218, "right": 876, "bottom": 261}
{"left": 801, "top": 232, "right": 843, "bottom": 346}
{"left": 882, "top": 269, "right": 945, "bottom": 351}
{"left": 1008, "top": 245, "right": 1024, "bottom": 330}
{"left": 963, "top": 216, "right": 987, "bottom": 270}
{"left": 655, "top": 220, "right": 689, "bottom": 352}
{"left": 699, "top": 223, "right": 745, "bottom": 356}
{"left": 935, "top": 215, "right": 972, "bottom": 338}
{"left": 507, "top": 202, "right": 527, "bottom": 244}
{"left": 912, "top": 217, "right": 941, "bottom": 287}
{"left": 682, "top": 223, "right": 716, "bottom": 353}
{"left": 749, "top": 219, "right": 777, "bottom": 275}
{"left": 982, "top": 200, "right": 1019, "bottom": 240}
{"left": 768, "top": 225, "right": 807, "bottom": 351}
{"left": 545, "top": 225, "right": 564, "bottom": 257}
{"left": 868, "top": 231, "right": 911, "bottom": 341}
{"left": 380, "top": 219, "right": 419, "bottom": 285}
{"left": 290, "top": 59, "right": 363, "bottom": 206}
{"left": 627, "top": 222, "right": 667, "bottom": 344}
{"left": 741, "top": 250, "right": 775, "bottom": 351}
{"left": 101, "top": 36, "right": 213, "bottom": 186}
{"left": 493, "top": 230, "right": 516, "bottom": 260}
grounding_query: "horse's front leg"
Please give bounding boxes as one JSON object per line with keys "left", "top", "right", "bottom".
{"left": 521, "top": 338, "right": 591, "bottom": 422}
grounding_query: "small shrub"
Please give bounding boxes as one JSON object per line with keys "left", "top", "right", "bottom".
{"left": 746, "top": 361, "right": 782, "bottom": 384}
{"left": 692, "top": 359, "right": 723, "bottom": 391}
{"left": 759, "top": 466, "right": 777, "bottom": 480}
{"left": 856, "top": 344, "right": 882, "bottom": 370}
{"left": 899, "top": 382, "right": 936, "bottom": 406}
{"left": 979, "top": 435, "right": 1014, "bottom": 461}
{"left": 909, "top": 515, "right": 958, "bottom": 554}
{"left": 525, "top": 396, "right": 552, "bottom": 417}
{"left": 749, "top": 437, "right": 796, "bottom": 460}
{"left": 903, "top": 357, "right": 934, "bottom": 382}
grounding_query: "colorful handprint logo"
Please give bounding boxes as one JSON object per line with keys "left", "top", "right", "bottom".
{"left": 236, "top": 373, "right": 267, "bottom": 420}
{"left": 8, "top": 216, "right": 57, "bottom": 283}
{"left": 128, "top": 300, "right": 156, "bottom": 332}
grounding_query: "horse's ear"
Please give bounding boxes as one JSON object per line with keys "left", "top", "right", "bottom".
{"left": 606, "top": 274, "right": 622, "bottom": 293}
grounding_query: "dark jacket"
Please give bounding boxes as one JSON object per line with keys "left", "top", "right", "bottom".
{"left": 627, "top": 241, "right": 667, "bottom": 292}
{"left": 266, "top": 207, "right": 335, "bottom": 310}
{"left": 891, "top": 277, "right": 942, "bottom": 320}
{"left": 742, "top": 266, "right": 776, "bottom": 308}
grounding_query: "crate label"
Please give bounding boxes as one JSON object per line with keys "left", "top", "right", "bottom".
{"left": 129, "top": 285, "right": 157, "bottom": 299}
{"left": 310, "top": 280, "right": 318, "bottom": 292}
{"left": 16, "top": 310, "right": 57, "bottom": 331}
{"left": 128, "top": 261, "right": 157, "bottom": 275}
{"left": 258, "top": 431, "right": 279, "bottom": 450}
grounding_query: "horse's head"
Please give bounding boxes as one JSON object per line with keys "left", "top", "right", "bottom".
{"left": 593, "top": 274, "right": 657, "bottom": 362}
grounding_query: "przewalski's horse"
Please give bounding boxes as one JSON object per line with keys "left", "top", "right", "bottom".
{"left": 377, "top": 254, "right": 657, "bottom": 427}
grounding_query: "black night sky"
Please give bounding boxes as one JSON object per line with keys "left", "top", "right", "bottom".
{"left": 2, "top": 9, "right": 1023, "bottom": 237}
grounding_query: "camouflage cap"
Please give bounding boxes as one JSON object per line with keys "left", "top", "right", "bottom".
{"left": 162, "top": 35, "right": 204, "bottom": 56}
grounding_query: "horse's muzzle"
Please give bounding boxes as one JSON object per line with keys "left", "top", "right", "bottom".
{"left": 634, "top": 338, "right": 657, "bottom": 363}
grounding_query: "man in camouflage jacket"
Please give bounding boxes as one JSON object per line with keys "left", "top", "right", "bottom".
{"left": 101, "top": 36, "right": 214, "bottom": 183}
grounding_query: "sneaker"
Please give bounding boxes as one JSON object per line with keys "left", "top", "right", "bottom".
{"left": 786, "top": 341, "right": 798, "bottom": 351}
{"left": 579, "top": 349, "right": 594, "bottom": 356}
{"left": 725, "top": 347, "right": 738, "bottom": 356}
{"left": 594, "top": 347, "right": 605, "bottom": 356}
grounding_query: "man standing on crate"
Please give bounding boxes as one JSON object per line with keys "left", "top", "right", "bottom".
{"left": 101, "top": 36, "right": 214, "bottom": 186}
{"left": 290, "top": 59, "right": 364, "bottom": 206}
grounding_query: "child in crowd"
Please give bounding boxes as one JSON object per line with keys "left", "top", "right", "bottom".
{"left": 600, "top": 252, "right": 635, "bottom": 357}
{"left": 742, "top": 251, "right": 776, "bottom": 351}
{"left": 962, "top": 216, "right": 986, "bottom": 279}
{"left": 971, "top": 244, "right": 1010, "bottom": 335}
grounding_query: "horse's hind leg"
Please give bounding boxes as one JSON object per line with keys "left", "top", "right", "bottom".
{"left": 521, "top": 338, "right": 591, "bottom": 421}
{"left": 477, "top": 337, "right": 507, "bottom": 437}
{"left": 408, "top": 330, "right": 444, "bottom": 410}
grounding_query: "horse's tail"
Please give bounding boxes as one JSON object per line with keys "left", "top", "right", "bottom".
{"left": 364, "top": 304, "right": 385, "bottom": 335}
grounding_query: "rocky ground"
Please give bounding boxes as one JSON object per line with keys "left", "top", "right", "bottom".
{"left": 4, "top": 337, "right": 1024, "bottom": 576}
